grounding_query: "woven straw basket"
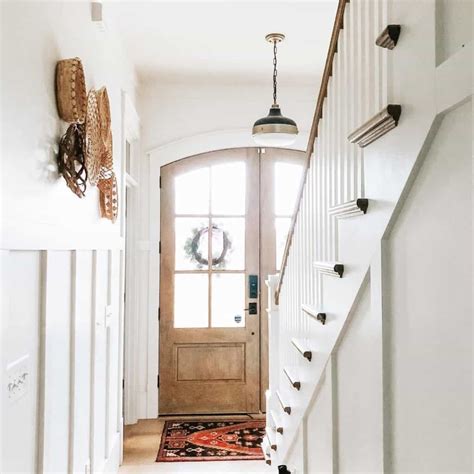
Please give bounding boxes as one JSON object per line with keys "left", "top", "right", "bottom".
{"left": 55, "top": 57, "right": 87, "bottom": 123}
{"left": 96, "top": 87, "right": 117, "bottom": 222}
{"left": 97, "top": 87, "right": 111, "bottom": 143}
{"left": 85, "top": 89, "right": 102, "bottom": 185}
{"left": 98, "top": 174, "right": 118, "bottom": 222}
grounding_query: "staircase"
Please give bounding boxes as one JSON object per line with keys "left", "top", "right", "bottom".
{"left": 263, "top": 0, "right": 472, "bottom": 471}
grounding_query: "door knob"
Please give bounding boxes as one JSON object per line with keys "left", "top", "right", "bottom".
{"left": 243, "top": 303, "right": 258, "bottom": 315}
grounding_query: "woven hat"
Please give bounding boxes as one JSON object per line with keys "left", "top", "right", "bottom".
{"left": 55, "top": 58, "right": 87, "bottom": 123}
{"left": 85, "top": 89, "right": 102, "bottom": 185}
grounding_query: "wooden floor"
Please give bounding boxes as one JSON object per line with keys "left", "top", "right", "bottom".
{"left": 120, "top": 416, "right": 271, "bottom": 473}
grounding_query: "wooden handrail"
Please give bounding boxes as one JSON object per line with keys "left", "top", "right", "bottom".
{"left": 275, "top": 0, "right": 349, "bottom": 305}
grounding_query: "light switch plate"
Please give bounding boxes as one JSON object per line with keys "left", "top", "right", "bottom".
{"left": 6, "top": 354, "right": 29, "bottom": 403}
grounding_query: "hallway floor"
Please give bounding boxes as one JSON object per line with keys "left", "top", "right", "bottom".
{"left": 120, "top": 417, "right": 272, "bottom": 473}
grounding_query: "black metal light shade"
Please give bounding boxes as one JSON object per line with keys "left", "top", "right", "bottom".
{"left": 252, "top": 105, "right": 299, "bottom": 146}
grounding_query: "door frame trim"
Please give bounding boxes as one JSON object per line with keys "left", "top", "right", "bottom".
{"left": 144, "top": 129, "right": 307, "bottom": 418}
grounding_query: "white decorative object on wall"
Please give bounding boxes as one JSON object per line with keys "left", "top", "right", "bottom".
{"left": 91, "top": 2, "right": 107, "bottom": 32}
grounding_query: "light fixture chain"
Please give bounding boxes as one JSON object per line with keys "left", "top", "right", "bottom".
{"left": 273, "top": 40, "right": 278, "bottom": 105}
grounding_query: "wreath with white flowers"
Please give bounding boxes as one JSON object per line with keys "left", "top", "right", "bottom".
{"left": 184, "top": 224, "right": 232, "bottom": 269}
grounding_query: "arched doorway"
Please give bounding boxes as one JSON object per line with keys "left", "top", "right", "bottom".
{"left": 159, "top": 147, "right": 304, "bottom": 414}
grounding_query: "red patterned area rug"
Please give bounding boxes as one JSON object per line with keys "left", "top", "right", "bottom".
{"left": 156, "top": 419, "right": 265, "bottom": 462}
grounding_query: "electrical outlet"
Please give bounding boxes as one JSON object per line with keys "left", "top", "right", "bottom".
{"left": 6, "top": 355, "right": 29, "bottom": 403}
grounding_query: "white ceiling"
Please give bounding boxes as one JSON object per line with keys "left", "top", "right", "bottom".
{"left": 106, "top": 1, "right": 338, "bottom": 85}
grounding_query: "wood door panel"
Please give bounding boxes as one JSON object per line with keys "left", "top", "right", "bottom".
{"left": 161, "top": 383, "right": 250, "bottom": 414}
{"left": 176, "top": 343, "right": 245, "bottom": 382}
{"left": 159, "top": 149, "right": 260, "bottom": 415}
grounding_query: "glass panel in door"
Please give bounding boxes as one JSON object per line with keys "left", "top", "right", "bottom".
{"left": 172, "top": 161, "right": 247, "bottom": 329}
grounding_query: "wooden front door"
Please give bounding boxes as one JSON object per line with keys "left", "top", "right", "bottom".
{"left": 159, "top": 148, "right": 304, "bottom": 414}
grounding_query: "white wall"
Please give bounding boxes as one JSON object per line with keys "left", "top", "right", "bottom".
{"left": 306, "top": 364, "right": 334, "bottom": 474}
{"left": 334, "top": 282, "right": 383, "bottom": 473}
{"left": 0, "top": 1, "right": 136, "bottom": 247}
{"left": 0, "top": 2, "right": 137, "bottom": 473}
{"left": 139, "top": 80, "right": 317, "bottom": 151}
{"left": 436, "top": 0, "right": 473, "bottom": 65}
{"left": 386, "top": 100, "right": 472, "bottom": 473}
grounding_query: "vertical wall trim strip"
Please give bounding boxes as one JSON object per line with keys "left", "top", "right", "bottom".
{"left": 381, "top": 238, "right": 392, "bottom": 472}
{"left": 89, "top": 250, "right": 97, "bottom": 470}
{"left": 331, "top": 354, "right": 339, "bottom": 473}
{"left": 105, "top": 250, "right": 112, "bottom": 457}
{"left": 68, "top": 251, "right": 77, "bottom": 473}
{"left": 36, "top": 250, "right": 47, "bottom": 474}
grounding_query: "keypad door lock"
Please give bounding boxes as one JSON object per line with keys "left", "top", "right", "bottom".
{"left": 249, "top": 275, "right": 258, "bottom": 299}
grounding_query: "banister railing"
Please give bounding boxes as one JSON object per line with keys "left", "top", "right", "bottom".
{"left": 275, "top": 0, "right": 349, "bottom": 305}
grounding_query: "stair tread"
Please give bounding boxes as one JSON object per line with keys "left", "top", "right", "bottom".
{"left": 291, "top": 338, "right": 313, "bottom": 361}
{"left": 284, "top": 366, "right": 301, "bottom": 390}
{"left": 276, "top": 390, "right": 292, "bottom": 415}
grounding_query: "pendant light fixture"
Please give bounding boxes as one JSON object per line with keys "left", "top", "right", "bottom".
{"left": 252, "top": 33, "right": 299, "bottom": 147}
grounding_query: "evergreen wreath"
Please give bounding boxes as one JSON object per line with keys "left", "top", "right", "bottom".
{"left": 184, "top": 224, "right": 232, "bottom": 268}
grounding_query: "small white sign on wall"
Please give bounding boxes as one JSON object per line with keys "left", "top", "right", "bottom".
{"left": 6, "top": 354, "right": 30, "bottom": 403}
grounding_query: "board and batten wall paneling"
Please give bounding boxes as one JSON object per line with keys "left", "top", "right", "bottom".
{"left": 386, "top": 100, "right": 472, "bottom": 473}
{"left": 334, "top": 280, "right": 383, "bottom": 473}
{"left": 70, "top": 251, "right": 93, "bottom": 473}
{"left": 1, "top": 2, "right": 135, "bottom": 472}
{"left": 1, "top": 248, "right": 124, "bottom": 473}
{"left": 305, "top": 363, "right": 334, "bottom": 473}
{"left": 1, "top": 251, "right": 42, "bottom": 474}
{"left": 91, "top": 250, "right": 109, "bottom": 471}
{"left": 40, "top": 251, "right": 73, "bottom": 473}
{"left": 286, "top": 422, "right": 305, "bottom": 474}
{"left": 107, "top": 250, "right": 122, "bottom": 455}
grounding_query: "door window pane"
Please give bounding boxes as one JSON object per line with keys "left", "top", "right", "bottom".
{"left": 211, "top": 273, "right": 245, "bottom": 327}
{"left": 175, "top": 168, "right": 209, "bottom": 215}
{"left": 174, "top": 274, "right": 208, "bottom": 328}
{"left": 211, "top": 218, "right": 245, "bottom": 270}
{"left": 211, "top": 162, "right": 246, "bottom": 215}
{"left": 175, "top": 218, "right": 209, "bottom": 270}
{"left": 274, "top": 162, "right": 303, "bottom": 215}
{"left": 275, "top": 217, "right": 291, "bottom": 269}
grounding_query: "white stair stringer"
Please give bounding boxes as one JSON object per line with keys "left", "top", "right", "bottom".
{"left": 265, "top": 426, "right": 278, "bottom": 451}
{"left": 276, "top": 266, "right": 371, "bottom": 463}
{"left": 261, "top": 437, "right": 272, "bottom": 466}
{"left": 269, "top": 409, "right": 284, "bottom": 435}
{"left": 273, "top": 107, "right": 469, "bottom": 463}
